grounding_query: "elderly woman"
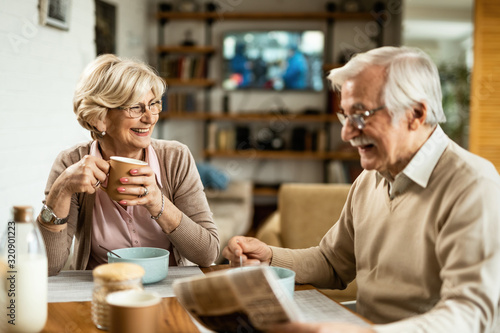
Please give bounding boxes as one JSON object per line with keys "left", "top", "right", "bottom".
{"left": 38, "top": 54, "right": 219, "bottom": 276}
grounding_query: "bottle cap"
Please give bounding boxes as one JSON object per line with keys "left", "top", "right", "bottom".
{"left": 13, "top": 206, "right": 34, "bottom": 223}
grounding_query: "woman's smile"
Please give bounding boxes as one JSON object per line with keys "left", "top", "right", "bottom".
{"left": 131, "top": 127, "right": 151, "bottom": 136}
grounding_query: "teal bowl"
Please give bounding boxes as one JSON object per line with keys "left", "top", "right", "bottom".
{"left": 269, "top": 266, "right": 296, "bottom": 299}
{"left": 232, "top": 266, "right": 296, "bottom": 299}
{"left": 107, "top": 247, "right": 169, "bottom": 284}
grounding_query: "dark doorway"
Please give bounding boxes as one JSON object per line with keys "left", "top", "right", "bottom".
{"left": 95, "top": 0, "right": 116, "bottom": 55}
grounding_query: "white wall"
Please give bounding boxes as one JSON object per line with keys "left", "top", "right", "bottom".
{"left": 0, "top": 0, "right": 95, "bottom": 227}
{"left": 402, "top": 3, "right": 473, "bottom": 67}
{"left": 0, "top": 0, "right": 151, "bottom": 228}
{"left": 103, "top": 0, "right": 152, "bottom": 60}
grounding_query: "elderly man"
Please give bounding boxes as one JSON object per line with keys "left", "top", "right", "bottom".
{"left": 223, "top": 46, "right": 500, "bottom": 333}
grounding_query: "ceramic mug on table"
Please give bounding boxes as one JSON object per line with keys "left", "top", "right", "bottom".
{"left": 100, "top": 156, "right": 148, "bottom": 201}
{"left": 106, "top": 289, "right": 161, "bottom": 333}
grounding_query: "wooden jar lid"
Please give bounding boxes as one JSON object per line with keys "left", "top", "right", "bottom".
{"left": 92, "top": 263, "right": 145, "bottom": 281}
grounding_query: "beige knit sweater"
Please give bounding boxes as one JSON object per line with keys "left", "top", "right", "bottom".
{"left": 39, "top": 139, "right": 219, "bottom": 276}
{"left": 271, "top": 138, "right": 500, "bottom": 332}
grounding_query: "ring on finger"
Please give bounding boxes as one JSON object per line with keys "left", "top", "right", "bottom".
{"left": 142, "top": 186, "right": 149, "bottom": 197}
{"left": 94, "top": 180, "right": 101, "bottom": 188}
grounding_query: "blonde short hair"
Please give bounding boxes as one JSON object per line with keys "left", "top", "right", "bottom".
{"left": 73, "top": 54, "right": 166, "bottom": 139}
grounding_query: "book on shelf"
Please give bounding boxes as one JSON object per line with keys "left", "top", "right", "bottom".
{"left": 216, "top": 127, "right": 236, "bottom": 151}
{"left": 165, "top": 92, "right": 197, "bottom": 113}
{"left": 316, "top": 128, "right": 327, "bottom": 152}
{"left": 206, "top": 123, "right": 236, "bottom": 151}
{"left": 160, "top": 55, "right": 207, "bottom": 80}
{"left": 328, "top": 90, "right": 341, "bottom": 115}
{"left": 290, "top": 127, "right": 328, "bottom": 152}
{"left": 206, "top": 123, "right": 328, "bottom": 153}
{"left": 207, "top": 122, "right": 218, "bottom": 151}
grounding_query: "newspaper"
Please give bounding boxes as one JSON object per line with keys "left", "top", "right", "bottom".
{"left": 173, "top": 266, "right": 303, "bottom": 332}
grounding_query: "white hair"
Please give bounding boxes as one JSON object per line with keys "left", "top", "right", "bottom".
{"left": 327, "top": 46, "right": 446, "bottom": 125}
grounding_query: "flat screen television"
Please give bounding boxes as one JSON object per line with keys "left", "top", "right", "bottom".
{"left": 222, "top": 30, "right": 324, "bottom": 92}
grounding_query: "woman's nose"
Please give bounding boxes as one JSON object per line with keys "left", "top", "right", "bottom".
{"left": 140, "top": 111, "right": 157, "bottom": 124}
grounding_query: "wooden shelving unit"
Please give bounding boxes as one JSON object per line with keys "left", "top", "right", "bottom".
{"left": 156, "top": 45, "right": 216, "bottom": 55}
{"left": 209, "top": 113, "right": 339, "bottom": 122}
{"left": 159, "top": 112, "right": 339, "bottom": 122}
{"left": 156, "top": 11, "right": 374, "bottom": 21}
{"left": 323, "top": 63, "right": 345, "bottom": 71}
{"left": 253, "top": 186, "right": 279, "bottom": 197}
{"left": 203, "top": 149, "right": 359, "bottom": 161}
{"left": 159, "top": 112, "right": 208, "bottom": 120}
{"left": 156, "top": 7, "right": 385, "bottom": 189}
{"left": 161, "top": 78, "right": 216, "bottom": 87}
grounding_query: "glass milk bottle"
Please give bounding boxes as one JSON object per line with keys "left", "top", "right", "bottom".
{"left": 0, "top": 206, "right": 48, "bottom": 332}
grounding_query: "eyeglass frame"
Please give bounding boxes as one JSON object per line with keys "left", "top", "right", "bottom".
{"left": 336, "top": 105, "right": 386, "bottom": 130}
{"left": 117, "top": 100, "right": 162, "bottom": 119}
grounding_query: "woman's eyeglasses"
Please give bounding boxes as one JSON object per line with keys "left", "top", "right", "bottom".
{"left": 118, "top": 101, "right": 162, "bottom": 118}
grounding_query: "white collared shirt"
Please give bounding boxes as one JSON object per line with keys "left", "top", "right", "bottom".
{"left": 376, "top": 125, "right": 449, "bottom": 199}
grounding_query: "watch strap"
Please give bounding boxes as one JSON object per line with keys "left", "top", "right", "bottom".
{"left": 41, "top": 204, "right": 68, "bottom": 225}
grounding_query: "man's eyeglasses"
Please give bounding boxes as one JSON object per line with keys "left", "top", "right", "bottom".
{"left": 336, "top": 105, "right": 386, "bottom": 130}
{"left": 118, "top": 101, "right": 162, "bottom": 118}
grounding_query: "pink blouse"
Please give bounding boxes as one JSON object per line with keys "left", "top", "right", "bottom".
{"left": 87, "top": 141, "right": 170, "bottom": 269}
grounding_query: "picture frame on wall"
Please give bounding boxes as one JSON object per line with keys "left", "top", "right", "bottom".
{"left": 39, "top": 0, "right": 72, "bottom": 30}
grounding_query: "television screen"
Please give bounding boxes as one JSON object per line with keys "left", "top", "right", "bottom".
{"left": 222, "top": 30, "right": 324, "bottom": 91}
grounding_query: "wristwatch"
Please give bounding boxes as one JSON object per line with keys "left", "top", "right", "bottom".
{"left": 40, "top": 204, "right": 68, "bottom": 225}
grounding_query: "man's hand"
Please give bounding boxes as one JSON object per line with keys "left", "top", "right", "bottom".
{"left": 222, "top": 236, "right": 273, "bottom": 266}
{"left": 268, "top": 322, "right": 375, "bottom": 333}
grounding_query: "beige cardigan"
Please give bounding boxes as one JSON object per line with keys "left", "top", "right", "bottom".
{"left": 40, "top": 139, "right": 219, "bottom": 276}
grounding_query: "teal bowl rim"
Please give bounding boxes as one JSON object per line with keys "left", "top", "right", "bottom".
{"left": 229, "top": 266, "right": 295, "bottom": 279}
{"left": 269, "top": 266, "right": 295, "bottom": 278}
{"left": 107, "top": 247, "right": 170, "bottom": 261}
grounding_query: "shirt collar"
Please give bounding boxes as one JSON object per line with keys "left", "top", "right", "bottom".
{"left": 402, "top": 125, "right": 448, "bottom": 188}
{"left": 375, "top": 125, "right": 449, "bottom": 194}
{"left": 89, "top": 141, "right": 163, "bottom": 189}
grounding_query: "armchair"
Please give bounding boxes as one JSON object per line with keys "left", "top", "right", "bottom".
{"left": 256, "top": 183, "right": 357, "bottom": 302}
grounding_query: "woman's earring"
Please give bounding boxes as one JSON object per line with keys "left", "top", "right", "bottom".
{"left": 101, "top": 131, "right": 106, "bottom": 137}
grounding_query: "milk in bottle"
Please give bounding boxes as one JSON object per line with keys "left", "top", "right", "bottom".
{"left": 0, "top": 206, "right": 48, "bottom": 332}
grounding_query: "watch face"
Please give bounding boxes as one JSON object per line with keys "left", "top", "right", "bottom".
{"left": 41, "top": 207, "right": 53, "bottom": 223}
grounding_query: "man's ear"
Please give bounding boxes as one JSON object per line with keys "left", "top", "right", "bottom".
{"left": 409, "top": 102, "right": 428, "bottom": 130}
